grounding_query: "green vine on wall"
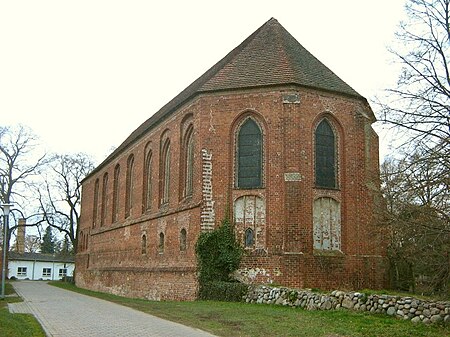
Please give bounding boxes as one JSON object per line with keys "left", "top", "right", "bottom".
{"left": 196, "top": 218, "right": 247, "bottom": 301}
{"left": 196, "top": 218, "right": 243, "bottom": 283}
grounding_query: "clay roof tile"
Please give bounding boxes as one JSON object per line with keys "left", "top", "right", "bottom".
{"left": 86, "top": 18, "right": 367, "bottom": 179}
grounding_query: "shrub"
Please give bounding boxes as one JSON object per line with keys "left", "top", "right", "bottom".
{"left": 195, "top": 218, "right": 243, "bottom": 283}
{"left": 196, "top": 218, "right": 245, "bottom": 301}
{"left": 199, "top": 281, "right": 249, "bottom": 302}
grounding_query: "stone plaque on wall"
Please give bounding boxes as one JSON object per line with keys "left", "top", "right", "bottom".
{"left": 284, "top": 172, "right": 301, "bottom": 182}
{"left": 282, "top": 93, "right": 301, "bottom": 104}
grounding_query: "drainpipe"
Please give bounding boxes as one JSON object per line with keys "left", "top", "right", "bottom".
{"left": 32, "top": 259, "right": 36, "bottom": 281}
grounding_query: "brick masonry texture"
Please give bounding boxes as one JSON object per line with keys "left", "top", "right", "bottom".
{"left": 76, "top": 19, "right": 388, "bottom": 300}
{"left": 76, "top": 87, "right": 388, "bottom": 300}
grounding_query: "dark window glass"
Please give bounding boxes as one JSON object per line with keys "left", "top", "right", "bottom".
{"left": 237, "top": 119, "right": 262, "bottom": 188}
{"left": 315, "top": 119, "right": 336, "bottom": 188}
{"left": 244, "top": 228, "right": 254, "bottom": 247}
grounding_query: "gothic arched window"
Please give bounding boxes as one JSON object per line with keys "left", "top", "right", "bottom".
{"left": 181, "top": 127, "right": 194, "bottom": 198}
{"left": 158, "top": 232, "right": 165, "bottom": 254}
{"left": 160, "top": 140, "right": 171, "bottom": 205}
{"left": 143, "top": 149, "right": 152, "bottom": 212}
{"left": 112, "top": 164, "right": 120, "bottom": 222}
{"left": 101, "top": 172, "right": 108, "bottom": 226}
{"left": 244, "top": 228, "right": 254, "bottom": 247}
{"left": 141, "top": 234, "right": 147, "bottom": 255}
{"left": 313, "top": 197, "right": 341, "bottom": 251}
{"left": 180, "top": 228, "right": 187, "bottom": 251}
{"left": 236, "top": 118, "right": 262, "bottom": 188}
{"left": 93, "top": 178, "right": 99, "bottom": 228}
{"left": 125, "top": 154, "right": 134, "bottom": 218}
{"left": 79, "top": 231, "right": 84, "bottom": 251}
{"left": 315, "top": 119, "right": 337, "bottom": 189}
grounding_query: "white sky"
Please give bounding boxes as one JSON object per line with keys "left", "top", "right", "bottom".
{"left": 1, "top": 0, "right": 406, "bottom": 164}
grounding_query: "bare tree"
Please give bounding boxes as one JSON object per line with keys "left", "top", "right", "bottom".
{"left": 37, "top": 153, "right": 95, "bottom": 252}
{"left": 379, "top": 0, "right": 450, "bottom": 151}
{"left": 381, "top": 152, "right": 449, "bottom": 295}
{"left": 376, "top": 0, "right": 450, "bottom": 296}
{"left": 0, "top": 125, "right": 47, "bottom": 251}
{"left": 24, "top": 235, "right": 41, "bottom": 253}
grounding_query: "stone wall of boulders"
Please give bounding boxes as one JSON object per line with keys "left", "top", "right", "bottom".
{"left": 244, "top": 285, "right": 450, "bottom": 325}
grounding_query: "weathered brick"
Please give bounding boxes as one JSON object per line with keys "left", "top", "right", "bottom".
{"left": 75, "top": 20, "right": 388, "bottom": 301}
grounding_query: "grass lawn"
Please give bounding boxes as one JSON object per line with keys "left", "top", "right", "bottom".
{"left": 0, "top": 283, "right": 46, "bottom": 337}
{"left": 50, "top": 282, "right": 449, "bottom": 337}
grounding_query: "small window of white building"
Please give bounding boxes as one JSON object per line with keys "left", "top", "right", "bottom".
{"left": 17, "top": 267, "right": 27, "bottom": 276}
{"left": 59, "top": 268, "right": 67, "bottom": 277}
{"left": 42, "top": 268, "right": 51, "bottom": 277}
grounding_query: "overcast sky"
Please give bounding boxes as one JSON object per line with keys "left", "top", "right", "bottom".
{"left": 1, "top": 0, "right": 406, "bottom": 163}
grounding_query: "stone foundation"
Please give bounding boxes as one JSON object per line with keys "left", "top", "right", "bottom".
{"left": 244, "top": 285, "right": 450, "bottom": 325}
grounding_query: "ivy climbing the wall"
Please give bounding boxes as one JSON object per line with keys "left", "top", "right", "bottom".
{"left": 195, "top": 218, "right": 247, "bottom": 301}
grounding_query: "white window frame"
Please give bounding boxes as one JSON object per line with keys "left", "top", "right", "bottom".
{"left": 42, "top": 268, "right": 52, "bottom": 277}
{"left": 17, "top": 267, "right": 27, "bottom": 276}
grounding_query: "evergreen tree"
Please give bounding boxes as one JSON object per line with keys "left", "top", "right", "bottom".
{"left": 41, "top": 226, "right": 55, "bottom": 254}
{"left": 56, "top": 235, "right": 73, "bottom": 257}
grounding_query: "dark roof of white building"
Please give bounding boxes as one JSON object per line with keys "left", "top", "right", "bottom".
{"left": 9, "top": 252, "right": 75, "bottom": 263}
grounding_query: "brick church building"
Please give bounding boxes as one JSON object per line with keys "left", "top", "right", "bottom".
{"left": 76, "top": 18, "right": 387, "bottom": 300}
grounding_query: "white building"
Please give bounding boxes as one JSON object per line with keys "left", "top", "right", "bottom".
{"left": 8, "top": 252, "right": 75, "bottom": 281}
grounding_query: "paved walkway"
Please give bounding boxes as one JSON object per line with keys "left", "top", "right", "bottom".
{"left": 9, "top": 281, "right": 215, "bottom": 337}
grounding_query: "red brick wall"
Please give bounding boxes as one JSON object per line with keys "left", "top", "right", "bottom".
{"left": 76, "top": 85, "right": 387, "bottom": 300}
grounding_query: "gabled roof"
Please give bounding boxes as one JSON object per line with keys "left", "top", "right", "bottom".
{"left": 9, "top": 252, "right": 75, "bottom": 263}
{"left": 199, "top": 18, "right": 361, "bottom": 96}
{"left": 86, "top": 18, "right": 366, "bottom": 179}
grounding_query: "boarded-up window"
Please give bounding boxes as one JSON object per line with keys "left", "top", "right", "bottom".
{"left": 315, "top": 119, "right": 336, "bottom": 189}
{"left": 237, "top": 119, "right": 262, "bottom": 188}
{"left": 313, "top": 197, "right": 341, "bottom": 251}
{"left": 234, "top": 195, "right": 265, "bottom": 247}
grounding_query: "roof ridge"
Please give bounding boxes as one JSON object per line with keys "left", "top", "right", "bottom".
{"left": 87, "top": 18, "right": 277, "bottom": 177}
{"left": 85, "top": 18, "right": 368, "bottom": 179}
{"left": 274, "top": 20, "right": 297, "bottom": 80}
